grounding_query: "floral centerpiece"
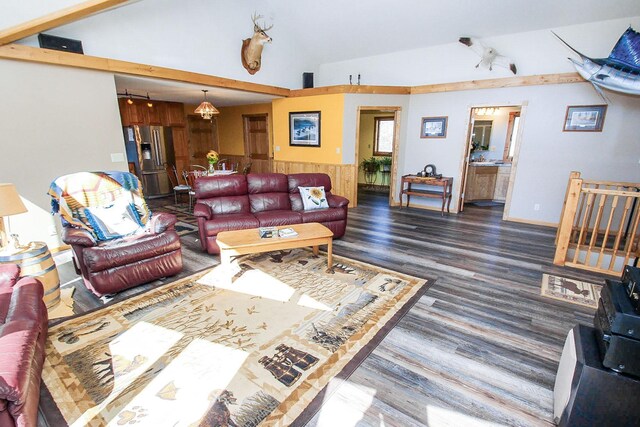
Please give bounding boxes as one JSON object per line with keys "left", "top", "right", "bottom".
{"left": 206, "top": 150, "right": 219, "bottom": 174}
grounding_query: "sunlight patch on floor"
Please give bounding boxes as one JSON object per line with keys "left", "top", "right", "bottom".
{"left": 106, "top": 339, "right": 248, "bottom": 426}
{"left": 199, "top": 267, "right": 296, "bottom": 302}
{"left": 425, "top": 404, "right": 506, "bottom": 427}
{"left": 315, "top": 379, "right": 377, "bottom": 426}
{"left": 72, "top": 321, "right": 183, "bottom": 426}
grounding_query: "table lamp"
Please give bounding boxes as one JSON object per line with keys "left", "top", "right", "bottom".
{"left": 0, "top": 183, "right": 28, "bottom": 249}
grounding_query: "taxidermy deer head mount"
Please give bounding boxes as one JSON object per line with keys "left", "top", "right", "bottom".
{"left": 241, "top": 13, "right": 273, "bottom": 75}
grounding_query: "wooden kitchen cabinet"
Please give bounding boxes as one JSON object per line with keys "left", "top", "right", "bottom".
{"left": 146, "top": 104, "right": 162, "bottom": 125}
{"left": 161, "top": 102, "right": 186, "bottom": 127}
{"left": 118, "top": 99, "right": 147, "bottom": 126}
{"left": 493, "top": 166, "right": 511, "bottom": 201}
{"left": 118, "top": 99, "right": 186, "bottom": 127}
{"left": 465, "top": 166, "right": 498, "bottom": 201}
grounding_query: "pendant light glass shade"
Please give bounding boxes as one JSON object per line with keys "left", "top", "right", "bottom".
{"left": 195, "top": 90, "right": 219, "bottom": 119}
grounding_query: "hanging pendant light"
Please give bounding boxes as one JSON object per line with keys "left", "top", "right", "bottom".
{"left": 195, "top": 89, "right": 219, "bottom": 120}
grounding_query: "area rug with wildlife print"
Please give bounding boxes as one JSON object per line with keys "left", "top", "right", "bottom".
{"left": 540, "top": 273, "right": 602, "bottom": 308}
{"left": 40, "top": 249, "right": 432, "bottom": 426}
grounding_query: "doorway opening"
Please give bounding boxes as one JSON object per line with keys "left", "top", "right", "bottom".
{"left": 355, "top": 107, "right": 401, "bottom": 206}
{"left": 458, "top": 104, "right": 525, "bottom": 218}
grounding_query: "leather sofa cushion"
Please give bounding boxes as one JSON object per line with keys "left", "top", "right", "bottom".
{"left": 247, "top": 173, "right": 289, "bottom": 194}
{"left": 83, "top": 230, "right": 181, "bottom": 272}
{"left": 288, "top": 173, "right": 332, "bottom": 193}
{"left": 195, "top": 175, "right": 248, "bottom": 199}
{"left": 288, "top": 174, "right": 334, "bottom": 212}
{"left": 249, "top": 193, "right": 292, "bottom": 213}
{"left": 301, "top": 207, "right": 347, "bottom": 223}
{"left": 254, "top": 210, "right": 302, "bottom": 227}
{"left": 200, "top": 195, "right": 251, "bottom": 215}
{"left": 203, "top": 213, "right": 260, "bottom": 236}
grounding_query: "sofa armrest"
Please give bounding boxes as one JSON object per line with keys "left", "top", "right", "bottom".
{"left": 194, "top": 203, "right": 212, "bottom": 219}
{"left": 327, "top": 194, "right": 349, "bottom": 208}
{"left": 148, "top": 212, "right": 177, "bottom": 233}
{"left": 0, "top": 265, "right": 20, "bottom": 291}
{"left": 62, "top": 227, "right": 96, "bottom": 247}
{"left": 0, "top": 319, "right": 39, "bottom": 408}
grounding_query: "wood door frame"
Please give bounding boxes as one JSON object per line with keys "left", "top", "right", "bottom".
{"left": 354, "top": 106, "right": 402, "bottom": 207}
{"left": 456, "top": 102, "right": 528, "bottom": 219}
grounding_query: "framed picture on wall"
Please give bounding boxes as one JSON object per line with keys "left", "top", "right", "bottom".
{"left": 290, "top": 111, "right": 321, "bottom": 147}
{"left": 563, "top": 105, "right": 607, "bottom": 132}
{"left": 420, "top": 116, "right": 448, "bottom": 138}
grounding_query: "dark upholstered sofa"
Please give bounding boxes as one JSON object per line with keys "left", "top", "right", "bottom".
{"left": 62, "top": 213, "right": 183, "bottom": 297}
{"left": 0, "top": 264, "right": 48, "bottom": 427}
{"left": 193, "top": 173, "right": 349, "bottom": 254}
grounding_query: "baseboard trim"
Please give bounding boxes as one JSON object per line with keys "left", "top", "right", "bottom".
{"left": 504, "top": 216, "right": 558, "bottom": 228}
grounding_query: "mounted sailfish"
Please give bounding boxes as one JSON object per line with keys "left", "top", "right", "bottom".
{"left": 554, "top": 27, "right": 640, "bottom": 99}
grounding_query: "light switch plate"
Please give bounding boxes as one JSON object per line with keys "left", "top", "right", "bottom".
{"left": 111, "top": 153, "right": 125, "bottom": 162}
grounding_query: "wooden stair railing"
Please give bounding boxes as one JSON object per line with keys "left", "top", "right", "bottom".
{"left": 554, "top": 171, "right": 640, "bottom": 276}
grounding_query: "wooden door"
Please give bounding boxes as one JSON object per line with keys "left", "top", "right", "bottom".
{"left": 187, "top": 115, "right": 219, "bottom": 168}
{"left": 243, "top": 114, "right": 271, "bottom": 173}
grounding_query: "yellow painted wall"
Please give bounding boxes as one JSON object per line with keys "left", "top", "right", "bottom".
{"left": 217, "top": 103, "right": 273, "bottom": 156}
{"left": 358, "top": 111, "right": 394, "bottom": 184}
{"left": 272, "top": 94, "right": 345, "bottom": 164}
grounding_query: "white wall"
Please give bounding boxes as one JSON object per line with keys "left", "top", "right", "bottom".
{"left": 10, "top": 0, "right": 317, "bottom": 89}
{"left": 403, "top": 83, "right": 640, "bottom": 224}
{"left": 0, "top": 60, "right": 127, "bottom": 249}
{"left": 318, "top": 17, "right": 640, "bottom": 86}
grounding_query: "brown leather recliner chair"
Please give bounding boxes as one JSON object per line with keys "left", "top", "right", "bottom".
{"left": 49, "top": 171, "right": 183, "bottom": 297}
{"left": 0, "top": 264, "right": 48, "bottom": 427}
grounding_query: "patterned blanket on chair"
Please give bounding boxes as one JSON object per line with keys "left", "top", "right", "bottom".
{"left": 48, "top": 171, "right": 151, "bottom": 241}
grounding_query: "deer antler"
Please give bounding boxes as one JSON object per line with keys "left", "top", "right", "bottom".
{"left": 251, "top": 12, "right": 272, "bottom": 32}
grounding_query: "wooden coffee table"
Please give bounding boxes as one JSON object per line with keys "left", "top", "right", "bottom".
{"left": 216, "top": 223, "right": 334, "bottom": 268}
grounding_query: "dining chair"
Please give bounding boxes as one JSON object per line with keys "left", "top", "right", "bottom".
{"left": 183, "top": 170, "right": 198, "bottom": 212}
{"left": 165, "top": 164, "right": 191, "bottom": 204}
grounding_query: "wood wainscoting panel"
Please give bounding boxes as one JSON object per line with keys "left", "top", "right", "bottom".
{"left": 272, "top": 161, "right": 357, "bottom": 207}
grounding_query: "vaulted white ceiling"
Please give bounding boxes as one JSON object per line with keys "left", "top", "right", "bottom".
{"left": 3, "top": 0, "right": 640, "bottom": 104}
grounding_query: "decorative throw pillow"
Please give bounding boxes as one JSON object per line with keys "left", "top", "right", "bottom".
{"left": 299, "top": 186, "right": 329, "bottom": 210}
{"left": 83, "top": 199, "right": 143, "bottom": 240}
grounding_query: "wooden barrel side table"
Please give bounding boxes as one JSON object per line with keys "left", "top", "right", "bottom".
{"left": 0, "top": 241, "right": 61, "bottom": 308}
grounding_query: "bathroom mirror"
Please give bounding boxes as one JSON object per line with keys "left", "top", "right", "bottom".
{"left": 471, "top": 120, "right": 492, "bottom": 151}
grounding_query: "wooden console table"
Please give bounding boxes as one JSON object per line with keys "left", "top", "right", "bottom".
{"left": 399, "top": 175, "right": 453, "bottom": 216}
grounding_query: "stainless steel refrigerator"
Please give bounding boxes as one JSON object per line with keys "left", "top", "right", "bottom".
{"left": 123, "top": 125, "right": 174, "bottom": 198}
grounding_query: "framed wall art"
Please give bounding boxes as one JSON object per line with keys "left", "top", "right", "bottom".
{"left": 420, "top": 116, "right": 448, "bottom": 138}
{"left": 563, "top": 105, "right": 607, "bottom": 132}
{"left": 290, "top": 111, "right": 321, "bottom": 147}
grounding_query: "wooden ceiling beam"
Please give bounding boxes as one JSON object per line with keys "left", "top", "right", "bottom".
{"left": 289, "top": 85, "right": 411, "bottom": 97}
{"left": 0, "top": 44, "right": 291, "bottom": 97}
{"left": 410, "top": 73, "right": 584, "bottom": 94}
{"left": 0, "top": 0, "right": 132, "bottom": 46}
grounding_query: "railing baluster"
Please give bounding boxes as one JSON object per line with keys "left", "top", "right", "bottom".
{"left": 585, "top": 194, "right": 606, "bottom": 267}
{"left": 597, "top": 195, "right": 618, "bottom": 269}
{"left": 609, "top": 196, "right": 634, "bottom": 271}
{"left": 573, "top": 193, "right": 594, "bottom": 264}
{"left": 622, "top": 203, "right": 640, "bottom": 267}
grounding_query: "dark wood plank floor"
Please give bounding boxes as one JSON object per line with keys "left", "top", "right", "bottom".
{"left": 51, "top": 190, "right": 609, "bottom": 426}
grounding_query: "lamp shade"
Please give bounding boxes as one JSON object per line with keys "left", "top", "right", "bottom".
{"left": 0, "top": 183, "right": 27, "bottom": 216}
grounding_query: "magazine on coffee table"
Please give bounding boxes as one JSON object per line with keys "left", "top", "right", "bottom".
{"left": 278, "top": 227, "right": 298, "bottom": 238}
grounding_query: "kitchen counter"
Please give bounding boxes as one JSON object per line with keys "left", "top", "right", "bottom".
{"left": 469, "top": 161, "right": 511, "bottom": 167}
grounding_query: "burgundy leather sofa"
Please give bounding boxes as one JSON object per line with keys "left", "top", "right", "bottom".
{"left": 194, "top": 173, "right": 349, "bottom": 254}
{"left": 0, "top": 264, "right": 48, "bottom": 427}
{"left": 62, "top": 213, "right": 183, "bottom": 297}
